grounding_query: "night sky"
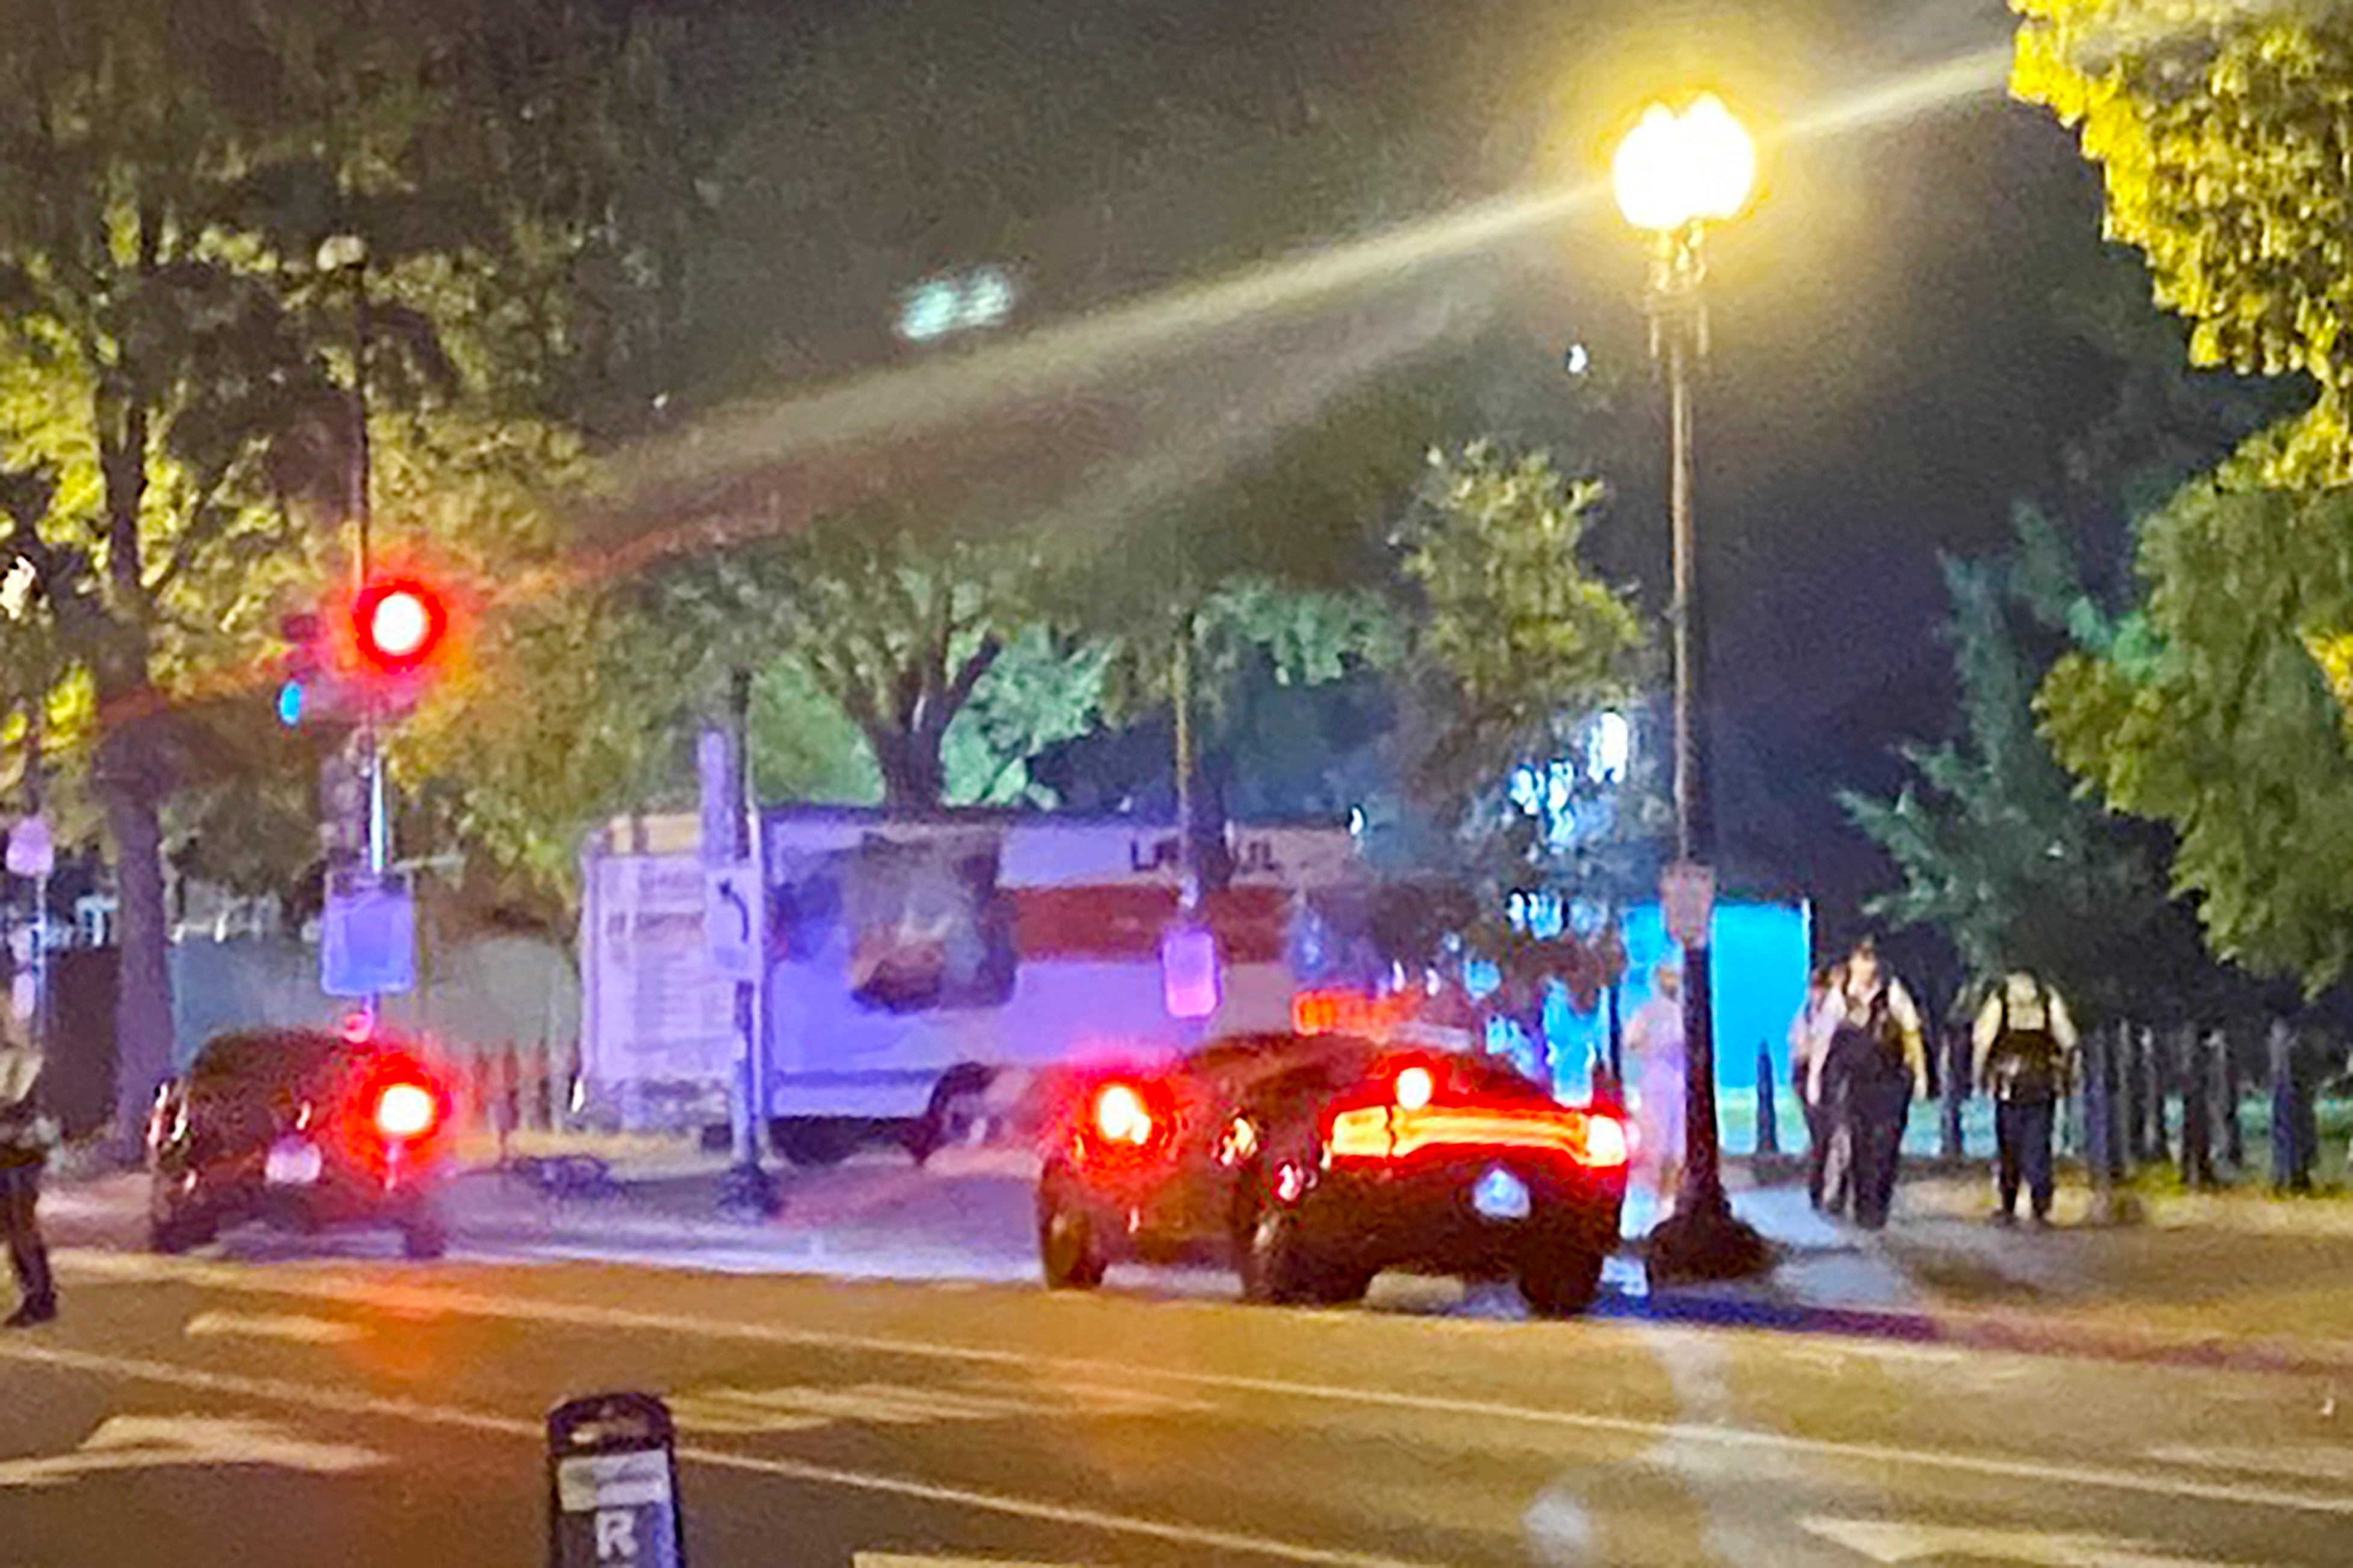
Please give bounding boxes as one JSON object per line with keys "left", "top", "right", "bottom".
{"left": 623, "top": 0, "right": 2170, "bottom": 956}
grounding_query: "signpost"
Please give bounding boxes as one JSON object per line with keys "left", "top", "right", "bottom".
{"left": 1660, "top": 860, "right": 1715, "bottom": 950}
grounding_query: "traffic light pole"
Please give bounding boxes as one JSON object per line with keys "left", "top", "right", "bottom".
{"left": 340, "top": 240, "right": 390, "bottom": 1023}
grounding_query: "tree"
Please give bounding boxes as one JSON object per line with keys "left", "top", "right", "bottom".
{"left": 1376, "top": 441, "right": 1653, "bottom": 1038}
{"left": 2039, "top": 469, "right": 2353, "bottom": 995}
{"left": 1842, "top": 509, "right": 2213, "bottom": 1021}
{"left": 2011, "top": 0, "right": 2353, "bottom": 479}
{"left": 643, "top": 506, "right": 1071, "bottom": 811}
{"left": 0, "top": 1, "right": 665, "bottom": 1145}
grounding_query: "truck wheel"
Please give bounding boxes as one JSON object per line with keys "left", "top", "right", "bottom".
{"left": 908, "top": 1066, "right": 996, "bottom": 1166}
{"left": 774, "top": 1118, "right": 861, "bottom": 1167}
{"left": 1038, "top": 1189, "right": 1106, "bottom": 1290}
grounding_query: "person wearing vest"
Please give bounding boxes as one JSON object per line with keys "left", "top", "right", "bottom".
{"left": 1810, "top": 938, "right": 1928, "bottom": 1230}
{"left": 0, "top": 1039, "right": 58, "bottom": 1327}
{"left": 1971, "top": 970, "right": 2078, "bottom": 1227}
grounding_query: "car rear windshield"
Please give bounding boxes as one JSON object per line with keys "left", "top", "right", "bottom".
{"left": 190, "top": 1031, "right": 376, "bottom": 1094}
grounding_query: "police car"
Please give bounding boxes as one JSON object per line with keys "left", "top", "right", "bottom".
{"left": 146, "top": 1023, "right": 456, "bottom": 1259}
{"left": 1035, "top": 1030, "right": 1629, "bottom": 1315}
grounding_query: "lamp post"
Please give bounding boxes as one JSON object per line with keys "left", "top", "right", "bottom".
{"left": 1612, "top": 95, "right": 1770, "bottom": 1280}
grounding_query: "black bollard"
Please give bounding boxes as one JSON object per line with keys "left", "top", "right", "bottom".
{"left": 1941, "top": 1022, "right": 1966, "bottom": 1163}
{"left": 2221, "top": 1037, "right": 2245, "bottom": 1171}
{"left": 2084, "top": 1023, "right": 2116, "bottom": 1214}
{"left": 1755, "top": 1043, "right": 1781, "bottom": 1157}
{"left": 2110, "top": 1024, "right": 2137, "bottom": 1180}
{"left": 2180, "top": 1027, "right": 2216, "bottom": 1191}
{"left": 548, "top": 1392, "right": 686, "bottom": 1568}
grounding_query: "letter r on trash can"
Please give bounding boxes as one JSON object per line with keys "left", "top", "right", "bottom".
{"left": 595, "top": 1510, "right": 638, "bottom": 1561}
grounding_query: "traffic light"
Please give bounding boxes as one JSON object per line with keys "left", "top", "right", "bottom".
{"left": 352, "top": 577, "right": 448, "bottom": 677}
{"left": 275, "top": 574, "right": 458, "bottom": 729}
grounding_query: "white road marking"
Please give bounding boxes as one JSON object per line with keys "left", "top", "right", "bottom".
{"left": 48, "top": 1250, "right": 2353, "bottom": 1519}
{"left": 2149, "top": 1445, "right": 2353, "bottom": 1483}
{"left": 673, "top": 1377, "right": 1212, "bottom": 1434}
{"left": 185, "top": 1309, "right": 364, "bottom": 1345}
{"left": 0, "top": 1415, "right": 385, "bottom": 1490}
{"left": 0, "top": 1339, "right": 1437, "bottom": 1568}
{"left": 1801, "top": 1515, "right": 2270, "bottom": 1567}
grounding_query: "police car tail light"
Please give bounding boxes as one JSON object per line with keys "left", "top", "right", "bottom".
{"left": 374, "top": 1081, "right": 439, "bottom": 1141}
{"left": 1393, "top": 1064, "right": 1435, "bottom": 1111}
{"left": 1575, "top": 1111, "right": 1629, "bottom": 1169}
{"left": 1091, "top": 1082, "right": 1155, "bottom": 1147}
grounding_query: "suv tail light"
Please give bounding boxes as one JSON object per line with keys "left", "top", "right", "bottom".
{"left": 374, "top": 1081, "right": 439, "bottom": 1140}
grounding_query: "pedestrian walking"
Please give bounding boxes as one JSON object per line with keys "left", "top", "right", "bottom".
{"left": 0, "top": 1037, "right": 58, "bottom": 1327}
{"left": 1625, "top": 962, "right": 1687, "bottom": 1214}
{"left": 1972, "top": 970, "right": 2078, "bottom": 1227}
{"left": 1812, "top": 938, "right": 1927, "bottom": 1230}
{"left": 1789, "top": 967, "right": 1839, "bottom": 1211}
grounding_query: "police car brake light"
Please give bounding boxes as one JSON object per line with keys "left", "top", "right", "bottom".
{"left": 1393, "top": 1065, "right": 1435, "bottom": 1111}
{"left": 1091, "top": 1082, "right": 1155, "bottom": 1147}
{"left": 1577, "top": 1112, "right": 1629, "bottom": 1168}
{"left": 375, "top": 1081, "right": 438, "bottom": 1140}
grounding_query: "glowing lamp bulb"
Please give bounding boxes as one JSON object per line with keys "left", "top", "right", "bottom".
{"left": 1092, "top": 1083, "right": 1154, "bottom": 1146}
{"left": 375, "top": 1082, "right": 437, "bottom": 1140}
{"left": 1612, "top": 93, "right": 1756, "bottom": 232}
{"left": 1394, "top": 1065, "right": 1435, "bottom": 1112}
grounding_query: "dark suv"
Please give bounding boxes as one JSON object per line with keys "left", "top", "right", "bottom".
{"left": 146, "top": 1027, "right": 456, "bottom": 1259}
{"left": 1036, "top": 1031, "right": 1629, "bottom": 1316}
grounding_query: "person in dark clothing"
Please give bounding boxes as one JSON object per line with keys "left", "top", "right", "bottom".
{"left": 1, "top": 1041, "right": 58, "bottom": 1327}
{"left": 1812, "top": 938, "right": 1928, "bottom": 1230}
{"left": 1972, "top": 971, "right": 2079, "bottom": 1227}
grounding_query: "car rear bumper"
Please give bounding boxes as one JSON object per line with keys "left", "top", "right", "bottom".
{"left": 1295, "top": 1156, "right": 1624, "bottom": 1272}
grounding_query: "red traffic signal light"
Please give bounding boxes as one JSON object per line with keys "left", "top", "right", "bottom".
{"left": 352, "top": 578, "right": 448, "bottom": 675}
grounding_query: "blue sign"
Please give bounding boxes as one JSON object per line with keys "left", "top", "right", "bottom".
{"left": 320, "top": 872, "right": 415, "bottom": 997}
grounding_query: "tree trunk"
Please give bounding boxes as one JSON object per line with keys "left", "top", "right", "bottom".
{"left": 99, "top": 719, "right": 175, "bottom": 1159}
{"left": 874, "top": 728, "right": 946, "bottom": 812}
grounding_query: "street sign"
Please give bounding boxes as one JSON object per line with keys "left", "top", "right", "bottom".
{"left": 5, "top": 814, "right": 51, "bottom": 878}
{"left": 320, "top": 869, "right": 414, "bottom": 996}
{"left": 1661, "top": 860, "right": 1715, "bottom": 949}
{"left": 1161, "top": 922, "right": 1221, "bottom": 1021}
{"left": 704, "top": 863, "right": 760, "bottom": 982}
{"left": 547, "top": 1392, "right": 686, "bottom": 1568}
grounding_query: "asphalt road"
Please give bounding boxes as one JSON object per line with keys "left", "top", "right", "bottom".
{"left": 9, "top": 1162, "right": 2353, "bottom": 1567}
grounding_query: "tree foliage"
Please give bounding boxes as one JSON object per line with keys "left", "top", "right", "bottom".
{"left": 1842, "top": 509, "right": 2210, "bottom": 1021}
{"left": 2039, "top": 468, "right": 2353, "bottom": 994}
{"left": 1393, "top": 441, "right": 1649, "bottom": 806}
{"left": 0, "top": 0, "right": 670, "bottom": 1136}
{"left": 642, "top": 507, "right": 1068, "bottom": 811}
{"left": 2011, "top": 0, "right": 2353, "bottom": 478}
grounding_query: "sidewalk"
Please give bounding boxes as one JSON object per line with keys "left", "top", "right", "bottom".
{"left": 1670, "top": 1165, "right": 2353, "bottom": 1375}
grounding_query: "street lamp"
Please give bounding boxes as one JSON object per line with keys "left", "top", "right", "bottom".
{"left": 1613, "top": 94, "right": 1770, "bottom": 1281}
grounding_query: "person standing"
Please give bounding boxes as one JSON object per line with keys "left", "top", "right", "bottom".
{"left": 1625, "top": 962, "right": 1687, "bottom": 1214}
{"left": 1813, "top": 938, "right": 1928, "bottom": 1230}
{"left": 1972, "top": 970, "right": 2078, "bottom": 1227}
{"left": 1789, "top": 967, "right": 1839, "bottom": 1211}
{"left": 0, "top": 1037, "right": 58, "bottom": 1327}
